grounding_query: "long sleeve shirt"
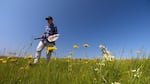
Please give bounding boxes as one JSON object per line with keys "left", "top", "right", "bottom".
{"left": 43, "top": 23, "right": 58, "bottom": 39}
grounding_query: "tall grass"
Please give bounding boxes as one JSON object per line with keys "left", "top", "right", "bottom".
{"left": 0, "top": 56, "right": 149, "bottom": 84}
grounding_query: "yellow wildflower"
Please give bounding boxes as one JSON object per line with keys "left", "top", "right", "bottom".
{"left": 19, "top": 66, "right": 30, "bottom": 71}
{"left": 82, "top": 74, "right": 86, "bottom": 78}
{"left": 54, "top": 57, "right": 57, "bottom": 61}
{"left": 83, "top": 43, "right": 89, "bottom": 47}
{"left": 73, "top": 45, "right": 79, "bottom": 49}
{"left": 24, "top": 55, "right": 33, "bottom": 59}
{"left": 2, "top": 60, "right": 7, "bottom": 64}
{"left": 85, "top": 61, "right": 89, "bottom": 64}
{"left": 93, "top": 78, "right": 97, "bottom": 81}
{"left": 0, "top": 58, "right": 4, "bottom": 62}
{"left": 25, "top": 65, "right": 30, "bottom": 70}
{"left": 10, "top": 58, "right": 17, "bottom": 62}
{"left": 19, "top": 67, "right": 24, "bottom": 70}
{"left": 7, "top": 56, "right": 14, "bottom": 59}
{"left": 47, "top": 46, "right": 57, "bottom": 51}
{"left": 67, "top": 59, "right": 70, "bottom": 62}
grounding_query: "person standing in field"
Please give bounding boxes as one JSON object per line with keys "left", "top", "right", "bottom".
{"left": 33, "top": 16, "right": 58, "bottom": 64}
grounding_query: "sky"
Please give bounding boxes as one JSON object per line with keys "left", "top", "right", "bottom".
{"left": 0, "top": 0, "right": 150, "bottom": 59}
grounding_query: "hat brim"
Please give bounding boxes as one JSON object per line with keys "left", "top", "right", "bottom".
{"left": 45, "top": 18, "right": 49, "bottom": 20}
{"left": 45, "top": 17, "right": 53, "bottom": 20}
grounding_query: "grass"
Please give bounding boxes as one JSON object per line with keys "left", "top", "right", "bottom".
{"left": 0, "top": 56, "right": 150, "bottom": 84}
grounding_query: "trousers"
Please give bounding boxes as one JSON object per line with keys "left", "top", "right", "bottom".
{"left": 34, "top": 40, "right": 54, "bottom": 64}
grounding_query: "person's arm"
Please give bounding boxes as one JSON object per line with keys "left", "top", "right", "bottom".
{"left": 54, "top": 26, "right": 58, "bottom": 34}
{"left": 40, "top": 26, "right": 49, "bottom": 39}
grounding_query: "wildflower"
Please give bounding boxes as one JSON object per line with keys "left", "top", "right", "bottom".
{"left": 19, "top": 67, "right": 24, "bottom": 70}
{"left": 111, "top": 82, "right": 121, "bottom": 84}
{"left": 131, "top": 70, "right": 136, "bottom": 72}
{"left": 54, "top": 57, "right": 57, "bottom": 61}
{"left": 99, "top": 44, "right": 115, "bottom": 61}
{"left": 83, "top": 43, "right": 89, "bottom": 47}
{"left": 84, "top": 61, "right": 89, "bottom": 64}
{"left": 131, "top": 66, "right": 142, "bottom": 78}
{"left": 83, "top": 44, "right": 89, "bottom": 58}
{"left": 136, "top": 50, "right": 142, "bottom": 55}
{"left": 68, "top": 65, "right": 72, "bottom": 68}
{"left": 67, "top": 59, "right": 70, "bottom": 62}
{"left": 47, "top": 46, "right": 57, "bottom": 51}
{"left": 96, "top": 62, "right": 105, "bottom": 66}
{"left": 94, "top": 68, "right": 99, "bottom": 72}
{"left": 10, "top": 58, "right": 17, "bottom": 62}
{"left": 25, "top": 65, "right": 30, "bottom": 70}
{"left": 7, "top": 56, "right": 14, "bottom": 59}
{"left": 2, "top": 60, "right": 7, "bottom": 64}
{"left": 0, "top": 58, "right": 4, "bottom": 62}
{"left": 73, "top": 45, "right": 79, "bottom": 49}
{"left": 82, "top": 74, "right": 86, "bottom": 78}
{"left": 68, "top": 64, "right": 72, "bottom": 72}
{"left": 93, "top": 78, "right": 97, "bottom": 81}
{"left": 103, "top": 54, "right": 114, "bottom": 61}
{"left": 24, "top": 55, "right": 33, "bottom": 59}
{"left": 99, "top": 44, "right": 105, "bottom": 49}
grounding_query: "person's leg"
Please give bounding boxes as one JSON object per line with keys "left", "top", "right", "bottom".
{"left": 34, "top": 41, "right": 45, "bottom": 63}
{"left": 46, "top": 50, "right": 53, "bottom": 64}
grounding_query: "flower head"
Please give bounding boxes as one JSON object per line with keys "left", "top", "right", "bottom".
{"left": 10, "top": 58, "right": 17, "bottom": 62}
{"left": 83, "top": 43, "right": 89, "bottom": 47}
{"left": 84, "top": 61, "right": 89, "bottom": 64}
{"left": 73, "top": 45, "right": 79, "bottom": 49}
{"left": 0, "top": 58, "right": 4, "bottom": 62}
{"left": 99, "top": 44, "right": 105, "bottom": 49}
{"left": 25, "top": 65, "right": 30, "bottom": 70}
{"left": 7, "top": 56, "right": 14, "bottom": 59}
{"left": 24, "top": 55, "right": 33, "bottom": 59}
{"left": 2, "top": 60, "right": 7, "bottom": 64}
{"left": 131, "top": 66, "right": 143, "bottom": 78}
{"left": 47, "top": 46, "right": 57, "bottom": 51}
{"left": 111, "top": 82, "right": 121, "bottom": 84}
{"left": 94, "top": 68, "right": 99, "bottom": 72}
{"left": 96, "top": 62, "right": 105, "bottom": 66}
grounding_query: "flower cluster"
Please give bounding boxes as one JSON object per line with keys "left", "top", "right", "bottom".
{"left": 99, "top": 44, "right": 115, "bottom": 61}
{"left": 131, "top": 65, "right": 143, "bottom": 78}
{"left": 0, "top": 58, "right": 7, "bottom": 64}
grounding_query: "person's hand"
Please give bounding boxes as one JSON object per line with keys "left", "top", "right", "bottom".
{"left": 40, "top": 35, "right": 45, "bottom": 39}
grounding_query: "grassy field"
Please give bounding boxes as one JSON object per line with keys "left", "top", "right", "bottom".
{"left": 0, "top": 56, "right": 150, "bottom": 84}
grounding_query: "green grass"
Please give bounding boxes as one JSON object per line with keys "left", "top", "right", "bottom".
{"left": 0, "top": 56, "right": 150, "bottom": 84}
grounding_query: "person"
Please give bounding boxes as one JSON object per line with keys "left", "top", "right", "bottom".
{"left": 33, "top": 16, "right": 58, "bottom": 64}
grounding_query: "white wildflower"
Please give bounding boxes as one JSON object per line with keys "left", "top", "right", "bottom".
{"left": 131, "top": 69, "right": 136, "bottom": 72}
{"left": 99, "top": 44, "right": 115, "bottom": 61}
{"left": 96, "top": 62, "right": 105, "bottom": 66}
{"left": 94, "top": 68, "right": 99, "bottom": 72}
{"left": 111, "top": 82, "right": 121, "bottom": 84}
{"left": 131, "top": 65, "right": 143, "bottom": 78}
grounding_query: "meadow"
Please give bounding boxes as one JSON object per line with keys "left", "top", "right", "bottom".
{"left": 0, "top": 55, "right": 149, "bottom": 84}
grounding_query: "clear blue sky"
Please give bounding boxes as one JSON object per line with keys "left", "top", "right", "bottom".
{"left": 0, "top": 0, "right": 150, "bottom": 58}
